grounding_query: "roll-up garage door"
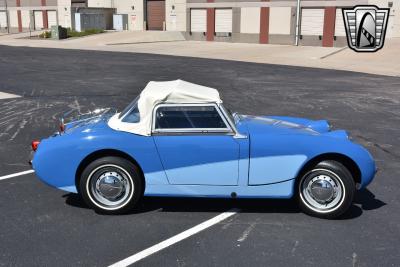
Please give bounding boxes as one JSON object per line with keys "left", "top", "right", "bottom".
{"left": 301, "top": 8, "right": 324, "bottom": 35}
{"left": 34, "top": 11, "right": 44, "bottom": 30}
{"left": 9, "top": 11, "right": 18, "bottom": 28}
{"left": 47, "top": 10, "right": 57, "bottom": 28}
{"left": 215, "top": 8, "right": 232, "bottom": 33}
{"left": 335, "top": 8, "right": 346, "bottom": 36}
{"left": 21, "top": 11, "right": 30, "bottom": 28}
{"left": 0, "top": 11, "right": 7, "bottom": 30}
{"left": 190, "top": 9, "right": 206, "bottom": 32}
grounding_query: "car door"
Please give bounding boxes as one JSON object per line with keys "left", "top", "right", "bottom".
{"left": 152, "top": 104, "right": 240, "bottom": 185}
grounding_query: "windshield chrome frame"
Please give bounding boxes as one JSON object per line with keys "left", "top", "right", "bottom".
{"left": 118, "top": 95, "right": 140, "bottom": 120}
{"left": 218, "top": 103, "right": 247, "bottom": 139}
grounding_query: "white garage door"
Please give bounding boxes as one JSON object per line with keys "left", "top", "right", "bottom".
{"left": 301, "top": 8, "right": 324, "bottom": 35}
{"left": 9, "top": 11, "right": 18, "bottom": 28}
{"left": 34, "top": 11, "right": 44, "bottom": 30}
{"left": 215, "top": 8, "right": 232, "bottom": 33}
{"left": 335, "top": 8, "right": 346, "bottom": 36}
{"left": 0, "top": 11, "right": 7, "bottom": 29}
{"left": 190, "top": 9, "right": 206, "bottom": 32}
{"left": 21, "top": 10, "right": 30, "bottom": 28}
{"left": 47, "top": 10, "right": 58, "bottom": 28}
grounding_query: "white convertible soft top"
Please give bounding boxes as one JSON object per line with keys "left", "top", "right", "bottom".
{"left": 108, "top": 79, "right": 222, "bottom": 136}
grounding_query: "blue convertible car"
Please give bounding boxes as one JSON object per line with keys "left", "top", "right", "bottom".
{"left": 31, "top": 80, "right": 376, "bottom": 218}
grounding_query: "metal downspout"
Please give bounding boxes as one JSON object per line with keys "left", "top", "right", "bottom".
{"left": 295, "top": 0, "right": 301, "bottom": 46}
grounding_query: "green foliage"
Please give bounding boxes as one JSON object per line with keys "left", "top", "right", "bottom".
{"left": 66, "top": 28, "right": 105, "bottom": 38}
{"left": 37, "top": 28, "right": 103, "bottom": 39}
{"left": 38, "top": 31, "right": 51, "bottom": 38}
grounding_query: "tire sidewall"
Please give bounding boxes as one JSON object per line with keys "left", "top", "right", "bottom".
{"left": 80, "top": 156, "right": 143, "bottom": 214}
{"left": 297, "top": 161, "right": 355, "bottom": 219}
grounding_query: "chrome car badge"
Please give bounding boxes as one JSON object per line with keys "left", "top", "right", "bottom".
{"left": 342, "top": 5, "right": 390, "bottom": 52}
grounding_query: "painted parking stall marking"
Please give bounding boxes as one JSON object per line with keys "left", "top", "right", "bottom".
{"left": 0, "top": 170, "right": 34, "bottom": 181}
{"left": 0, "top": 92, "right": 21, "bottom": 100}
{"left": 108, "top": 209, "right": 239, "bottom": 267}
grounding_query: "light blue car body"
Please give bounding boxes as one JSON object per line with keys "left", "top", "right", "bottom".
{"left": 32, "top": 114, "right": 376, "bottom": 198}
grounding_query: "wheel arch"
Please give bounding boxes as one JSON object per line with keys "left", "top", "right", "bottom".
{"left": 75, "top": 149, "right": 145, "bottom": 194}
{"left": 296, "top": 153, "right": 361, "bottom": 185}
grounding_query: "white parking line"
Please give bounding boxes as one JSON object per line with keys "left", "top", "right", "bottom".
{"left": 0, "top": 170, "right": 34, "bottom": 181}
{"left": 0, "top": 92, "right": 21, "bottom": 100}
{"left": 108, "top": 208, "right": 239, "bottom": 267}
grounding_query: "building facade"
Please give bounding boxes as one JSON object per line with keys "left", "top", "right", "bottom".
{"left": 0, "top": 0, "right": 85, "bottom": 33}
{"left": 88, "top": 0, "right": 400, "bottom": 46}
{"left": 0, "top": 0, "right": 399, "bottom": 47}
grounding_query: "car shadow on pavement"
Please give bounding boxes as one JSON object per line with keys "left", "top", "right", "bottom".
{"left": 338, "top": 189, "right": 386, "bottom": 219}
{"left": 64, "top": 193, "right": 298, "bottom": 214}
{"left": 63, "top": 188, "right": 385, "bottom": 220}
{"left": 353, "top": 188, "right": 386, "bottom": 211}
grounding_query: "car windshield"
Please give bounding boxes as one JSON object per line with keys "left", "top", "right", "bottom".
{"left": 118, "top": 95, "right": 140, "bottom": 122}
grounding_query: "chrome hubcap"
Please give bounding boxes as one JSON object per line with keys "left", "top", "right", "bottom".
{"left": 301, "top": 170, "right": 344, "bottom": 212}
{"left": 310, "top": 179, "right": 335, "bottom": 202}
{"left": 96, "top": 172, "right": 125, "bottom": 199}
{"left": 88, "top": 166, "right": 134, "bottom": 209}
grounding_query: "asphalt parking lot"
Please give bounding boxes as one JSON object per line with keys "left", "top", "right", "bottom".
{"left": 0, "top": 45, "right": 399, "bottom": 267}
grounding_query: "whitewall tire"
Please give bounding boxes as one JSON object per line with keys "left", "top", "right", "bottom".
{"left": 79, "top": 156, "right": 143, "bottom": 214}
{"left": 298, "top": 160, "right": 355, "bottom": 219}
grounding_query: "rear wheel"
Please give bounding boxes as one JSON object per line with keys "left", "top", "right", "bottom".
{"left": 79, "top": 156, "right": 143, "bottom": 214}
{"left": 298, "top": 160, "right": 355, "bottom": 219}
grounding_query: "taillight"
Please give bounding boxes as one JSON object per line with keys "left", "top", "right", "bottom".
{"left": 59, "top": 118, "right": 65, "bottom": 133}
{"left": 31, "top": 140, "right": 40, "bottom": 151}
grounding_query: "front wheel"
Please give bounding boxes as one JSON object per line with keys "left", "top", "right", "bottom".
{"left": 79, "top": 156, "right": 143, "bottom": 214}
{"left": 298, "top": 160, "right": 355, "bottom": 219}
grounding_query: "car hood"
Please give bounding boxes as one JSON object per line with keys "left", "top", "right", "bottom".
{"left": 238, "top": 115, "right": 348, "bottom": 139}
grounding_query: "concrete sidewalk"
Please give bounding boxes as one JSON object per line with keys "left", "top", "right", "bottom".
{"left": 0, "top": 31, "right": 399, "bottom": 77}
